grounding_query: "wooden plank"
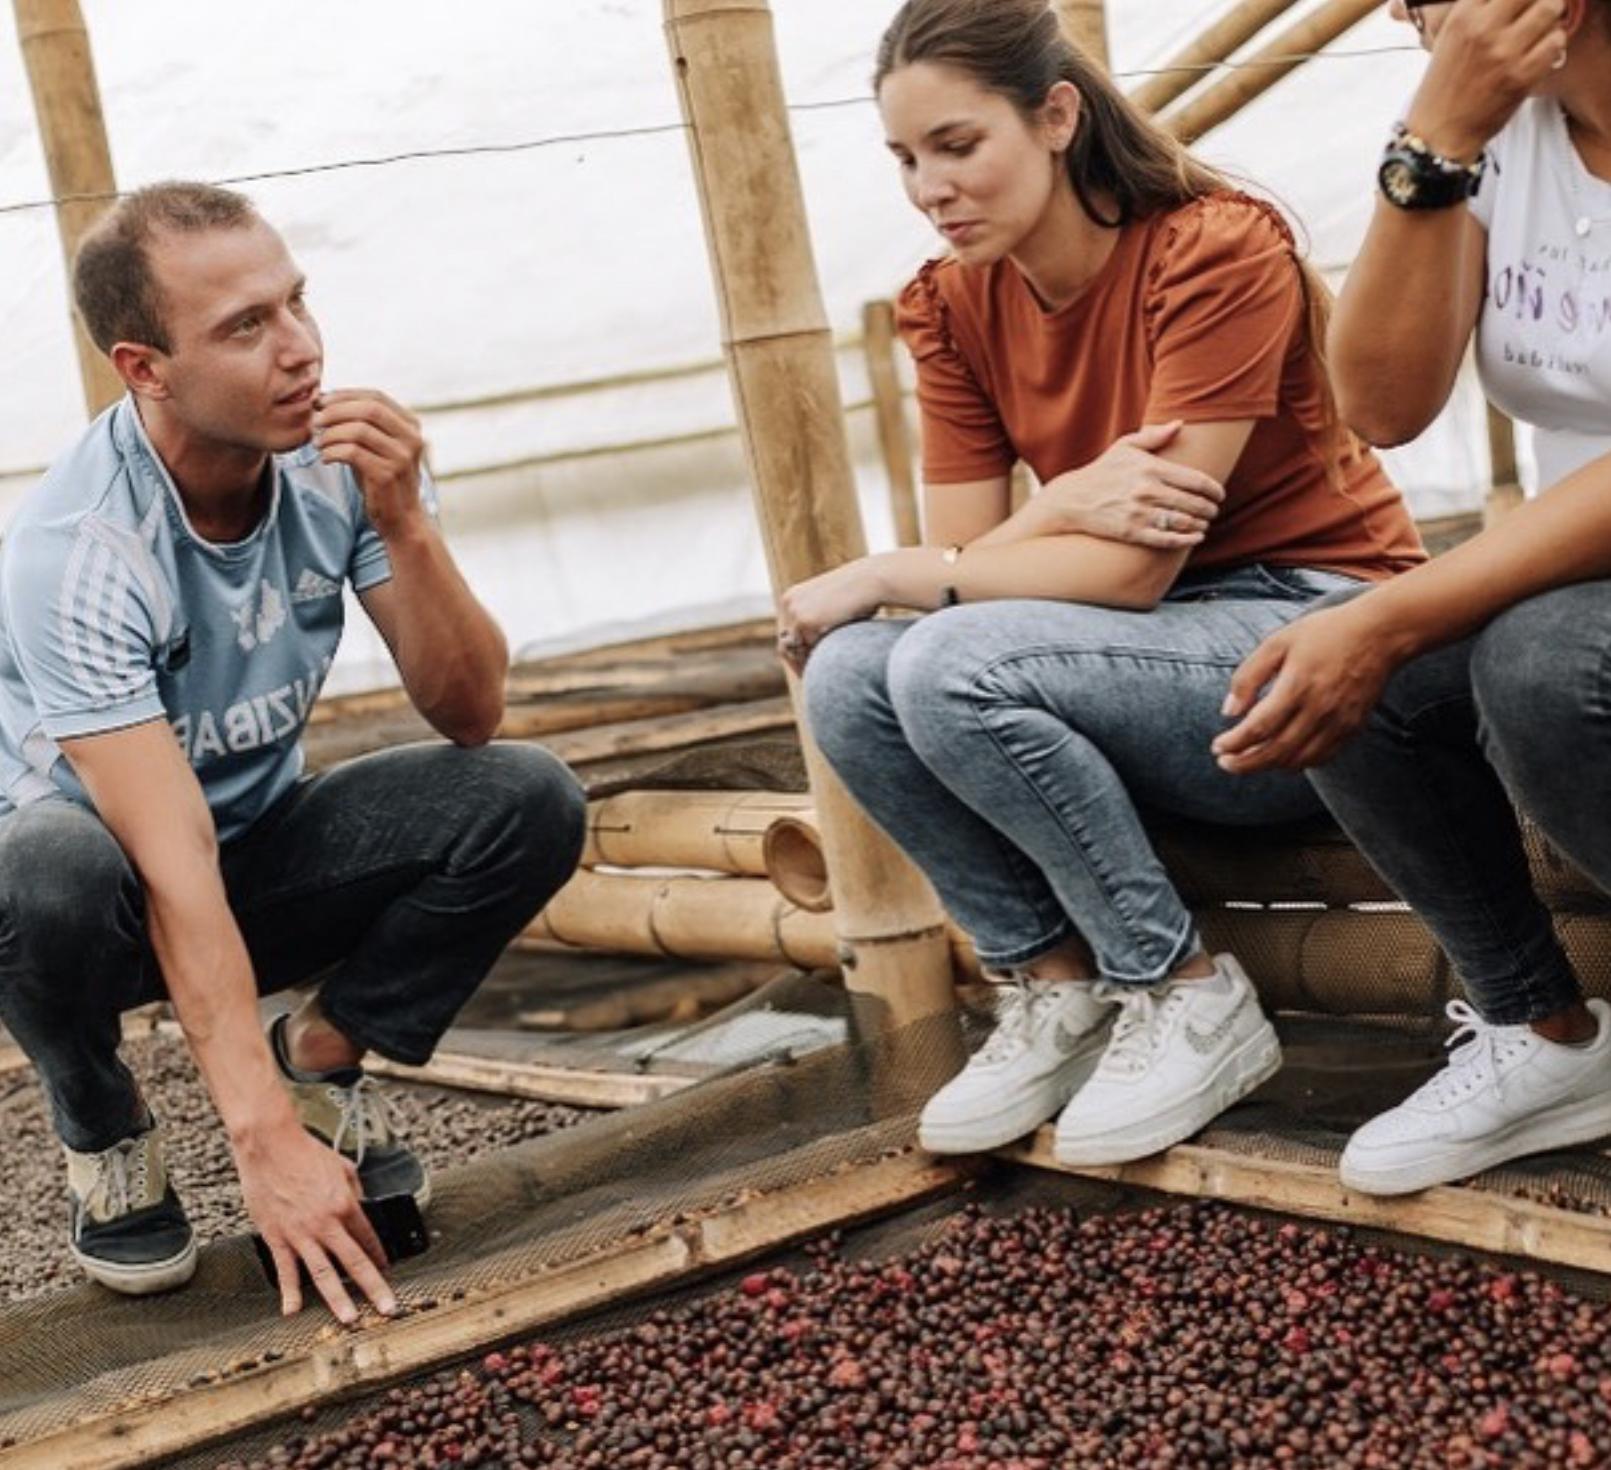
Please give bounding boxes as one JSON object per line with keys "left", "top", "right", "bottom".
{"left": 548, "top": 697, "right": 796, "bottom": 769}
{"left": 1008, "top": 1127, "right": 1611, "bottom": 1276}
{"left": 364, "top": 1051, "right": 695, "bottom": 1109}
{"left": 0, "top": 1150, "right": 968, "bottom": 1470}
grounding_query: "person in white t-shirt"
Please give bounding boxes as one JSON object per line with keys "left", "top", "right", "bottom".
{"left": 1212, "top": 0, "right": 1611, "bottom": 1193}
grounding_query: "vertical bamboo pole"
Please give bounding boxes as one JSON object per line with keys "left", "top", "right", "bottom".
{"left": 14, "top": 0, "right": 122, "bottom": 416}
{"left": 862, "top": 299, "right": 922, "bottom": 548}
{"left": 664, "top": 0, "right": 956, "bottom": 1030}
{"left": 1485, "top": 402, "right": 1523, "bottom": 525}
{"left": 1054, "top": 0, "right": 1110, "bottom": 67}
{"left": 1128, "top": 0, "right": 1302, "bottom": 116}
{"left": 1163, "top": 0, "right": 1383, "bottom": 146}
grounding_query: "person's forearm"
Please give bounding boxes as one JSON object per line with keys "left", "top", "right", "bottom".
{"left": 144, "top": 868, "right": 299, "bottom": 1146}
{"left": 871, "top": 535, "right": 1179, "bottom": 612}
{"left": 1355, "top": 454, "right": 1611, "bottom": 660}
{"left": 381, "top": 516, "right": 509, "bottom": 744}
{"left": 1330, "top": 199, "right": 1479, "bottom": 445}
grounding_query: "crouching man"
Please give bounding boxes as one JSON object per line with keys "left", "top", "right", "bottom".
{"left": 0, "top": 183, "right": 585, "bottom": 1322}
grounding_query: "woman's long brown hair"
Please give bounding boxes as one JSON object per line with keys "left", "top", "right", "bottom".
{"left": 876, "top": 0, "right": 1348, "bottom": 470}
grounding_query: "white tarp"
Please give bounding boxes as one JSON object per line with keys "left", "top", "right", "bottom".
{"left": 0, "top": 1, "right": 1496, "bottom": 687}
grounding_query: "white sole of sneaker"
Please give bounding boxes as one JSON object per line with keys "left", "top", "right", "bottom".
{"left": 1052, "top": 1022, "right": 1283, "bottom": 1167}
{"left": 1340, "top": 1088, "right": 1611, "bottom": 1197}
{"left": 71, "top": 1235, "right": 199, "bottom": 1296}
{"left": 919, "top": 1048, "right": 1105, "bottom": 1156}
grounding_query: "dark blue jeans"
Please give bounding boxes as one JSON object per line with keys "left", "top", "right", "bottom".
{"left": 1309, "top": 582, "right": 1611, "bottom": 1025}
{"left": 803, "top": 564, "right": 1359, "bottom": 982}
{"left": 0, "top": 742, "right": 585, "bottom": 1152}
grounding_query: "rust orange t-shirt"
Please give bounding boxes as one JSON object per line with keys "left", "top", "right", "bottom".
{"left": 896, "top": 192, "right": 1425, "bottom": 581}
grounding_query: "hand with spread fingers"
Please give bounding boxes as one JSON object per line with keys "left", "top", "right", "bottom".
{"left": 237, "top": 1119, "right": 396, "bottom": 1325}
{"left": 1212, "top": 598, "right": 1405, "bottom": 774}
{"left": 777, "top": 561, "right": 886, "bottom": 673}
{"left": 312, "top": 389, "right": 429, "bottom": 542}
{"left": 1026, "top": 421, "right": 1226, "bottom": 551}
{"left": 1406, "top": 0, "right": 1577, "bottom": 162}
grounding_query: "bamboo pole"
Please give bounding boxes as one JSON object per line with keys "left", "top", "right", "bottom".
{"left": 664, "top": 0, "right": 957, "bottom": 1028}
{"left": 763, "top": 812, "right": 831, "bottom": 912}
{"left": 1054, "top": 0, "right": 1110, "bottom": 67}
{"left": 1128, "top": 0, "right": 1303, "bottom": 116}
{"left": 525, "top": 868, "right": 983, "bottom": 978}
{"left": 1485, "top": 402, "right": 1524, "bottom": 525}
{"left": 862, "top": 300, "right": 922, "bottom": 548}
{"left": 1162, "top": 0, "right": 1383, "bottom": 147}
{"left": 14, "top": 0, "right": 122, "bottom": 416}
{"left": 584, "top": 789, "right": 811, "bottom": 873}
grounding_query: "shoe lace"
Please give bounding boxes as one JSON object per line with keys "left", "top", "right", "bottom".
{"left": 1092, "top": 981, "right": 1188, "bottom": 1078}
{"left": 975, "top": 978, "right": 1060, "bottom": 1066}
{"left": 325, "top": 1075, "right": 397, "bottom": 1166}
{"left": 1418, "top": 999, "right": 1533, "bottom": 1108}
{"left": 92, "top": 1136, "right": 148, "bottom": 1219}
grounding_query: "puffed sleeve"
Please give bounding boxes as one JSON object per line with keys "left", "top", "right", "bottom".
{"left": 1141, "top": 195, "right": 1306, "bottom": 424}
{"left": 895, "top": 260, "right": 1016, "bottom": 483}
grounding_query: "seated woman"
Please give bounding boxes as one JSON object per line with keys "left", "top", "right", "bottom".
{"left": 1216, "top": 0, "right": 1611, "bottom": 1194}
{"left": 779, "top": 0, "right": 1423, "bottom": 1166}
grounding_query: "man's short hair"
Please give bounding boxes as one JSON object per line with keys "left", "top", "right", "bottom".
{"left": 72, "top": 181, "right": 258, "bottom": 355}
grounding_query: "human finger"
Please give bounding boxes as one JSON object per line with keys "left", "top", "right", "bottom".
{"left": 1154, "top": 462, "right": 1226, "bottom": 502}
{"left": 1120, "top": 420, "right": 1183, "bottom": 452}
{"left": 313, "top": 392, "right": 418, "bottom": 443}
{"left": 270, "top": 1238, "right": 304, "bottom": 1317}
{"left": 315, "top": 418, "right": 412, "bottom": 461}
{"left": 327, "top": 1216, "right": 397, "bottom": 1317}
{"left": 1151, "top": 489, "right": 1221, "bottom": 525}
{"left": 299, "top": 1239, "right": 360, "bottom": 1326}
{"left": 1213, "top": 673, "right": 1312, "bottom": 761}
{"left": 1518, "top": 22, "right": 1570, "bottom": 73}
{"left": 1219, "top": 633, "right": 1288, "bottom": 721}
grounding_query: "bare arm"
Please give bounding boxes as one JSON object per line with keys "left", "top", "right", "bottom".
{"left": 923, "top": 475, "right": 1011, "bottom": 548}
{"left": 779, "top": 421, "right": 1253, "bottom": 659}
{"left": 1217, "top": 449, "right": 1611, "bottom": 771}
{"left": 1331, "top": 0, "right": 1573, "bottom": 445}
{"left": 1328, "top": 204, "right": 1486, "bottom": 446}
{"left": 315, "top": 390, "right": 507, "bottom": 745}
{"left": 59, "top": 721, "right": 394, "bottom": 1322}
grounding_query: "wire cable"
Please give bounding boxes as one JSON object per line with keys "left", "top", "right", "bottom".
{"left": 0, "top": 43, "right": 1420, "bottom": 220}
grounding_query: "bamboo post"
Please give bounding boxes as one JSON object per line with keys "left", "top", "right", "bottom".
{"left": 14, "top": 0, "right": 122, "bottom": 416}
{"left": 1162, "top": 0, "right": 1383, "bottom": 146}
{"left": 664, "top": 0, "right": 957, "bottom": 1029}
{"left": 1054, "top": 0, "right": 1110, "bottom": 67}
{"left": 862, "top": 300, "right": 922, "bottom": 548}
{"left": 583, "top": 789, "right": 811, "bottom": 873}
{"left": 1128, "top": 0, "right": 1302, "bottom": 116}
{"left": 1485, "top": 402, "right": 1523, "bottom": 526}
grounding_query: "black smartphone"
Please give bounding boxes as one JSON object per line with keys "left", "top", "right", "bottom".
{"left": 250, "top": 1192, "right": 430, "bottom": 1291}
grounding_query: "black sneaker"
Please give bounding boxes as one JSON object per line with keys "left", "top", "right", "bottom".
{"left": 269, "top": 1014, "right": 431, "bottom": 1205}
{"left": 65, "top": 1120, "right": 197, "bottom": 1295}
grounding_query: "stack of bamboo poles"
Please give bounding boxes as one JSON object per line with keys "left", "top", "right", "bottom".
{"left": 520, "top": 788, "right": 980, "bottom": 979}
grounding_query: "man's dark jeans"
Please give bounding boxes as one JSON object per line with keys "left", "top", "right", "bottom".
{"left": 0, "top": 741, "right": 586, "bottom": 1152}
{"left": 1309, "top": 582, "right": 1611, "bottom": 1026}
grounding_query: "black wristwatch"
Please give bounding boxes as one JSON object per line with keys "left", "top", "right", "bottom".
{"left": 1378, "top": 124, "right": 1486, "bottom": 211}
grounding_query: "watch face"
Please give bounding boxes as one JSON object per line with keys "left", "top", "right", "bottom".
{"left": 1382, "top": 159, "right": 1418, "bottom": 207}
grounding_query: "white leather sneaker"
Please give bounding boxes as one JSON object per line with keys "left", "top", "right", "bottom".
{"left": 1340, "top": 998, "right": 1611, "bottom": 1196}
{"left": 918, "top": 978, "right": 1114, "bottom": 1154}
{"left": 1054, "top": 953, "right": 1281, "bottom": 1166}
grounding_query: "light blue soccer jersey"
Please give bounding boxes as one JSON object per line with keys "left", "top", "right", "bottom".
{"left": 0, "top": 398, "right": 405, "bottom": 841}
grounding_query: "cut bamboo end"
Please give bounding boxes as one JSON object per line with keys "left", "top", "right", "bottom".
{"left": 583, "top": 790, "right": 812, "bottom": 874}
{"left": 762, "top": 812, "right": 830, "bottom": 912}
{"left": 1008, "top": 1127, "right": 1611, "bottom": 1279}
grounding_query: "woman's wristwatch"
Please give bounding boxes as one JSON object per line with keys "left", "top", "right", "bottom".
{"left": 1378, "top": 123, "right": 1486, "bottom": 211}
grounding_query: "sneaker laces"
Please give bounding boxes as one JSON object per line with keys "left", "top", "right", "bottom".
{"left": 974, "top": 978, "right": 1064, "bottom": 1066}
{"left": 1417, "top": 999, "right": 1534, "bottom": 1109}
{"left": 1093, "top": 981, "right": 1189, "bottom": 1078}
{"left": 89, "top": 1136, "right": 149, "bottom": 1220}
{"left": 324, "top": 1075, "right": 397, "bottom": 1166}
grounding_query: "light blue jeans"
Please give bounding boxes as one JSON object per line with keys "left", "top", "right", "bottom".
{"left": 803, "top": 564, "right": 1361, "bottom": 983}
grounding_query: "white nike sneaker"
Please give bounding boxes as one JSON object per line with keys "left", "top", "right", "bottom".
{"left": 1053, "top": 953, "right": 1281, "bottom": 1166}
{"left": 1340, "top": 998, "right": 1611, "bottom": 1196}
{"left": 918, "top": 978, "right": 1114, "bottom": 1154}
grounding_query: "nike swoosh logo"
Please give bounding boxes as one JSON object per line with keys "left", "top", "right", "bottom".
{"left": 1183, "top": 992, "right": 1248, "bottom": 1054}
